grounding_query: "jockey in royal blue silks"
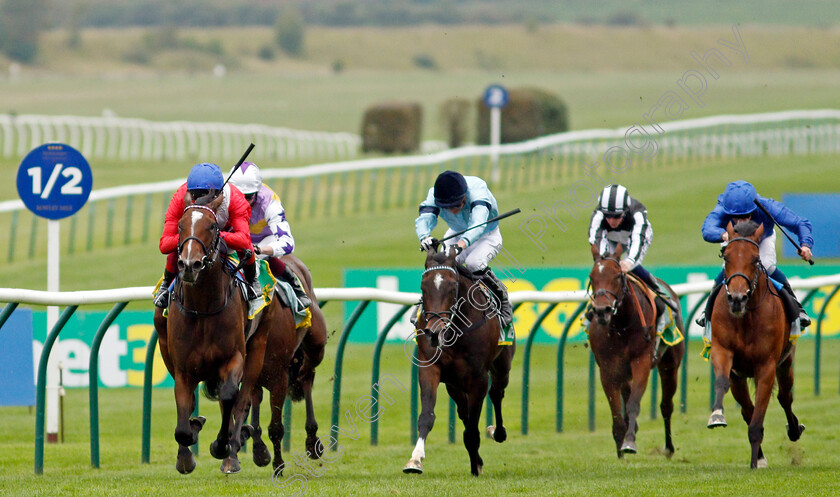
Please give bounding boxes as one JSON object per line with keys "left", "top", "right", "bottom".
{"left": 696, "top": 180, "right": 814, "bottom": 328}
{"left": 414, "top": 170, "right": 513, "bottom": 330}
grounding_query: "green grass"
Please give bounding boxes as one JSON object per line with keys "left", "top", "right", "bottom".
{"left": 3, "top": 341, "right": 840, "bottom": 496}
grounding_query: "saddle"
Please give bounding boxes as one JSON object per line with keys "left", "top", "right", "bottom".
{"left": 626, "top": 273, "right": 683, "bottom": 349}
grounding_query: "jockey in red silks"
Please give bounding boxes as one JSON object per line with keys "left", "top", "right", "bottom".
{"left": 228, "top": 161, "right": 311, "bottom": 309}
{"left": 153, "top": 162, "right": 262, "bottom": 308}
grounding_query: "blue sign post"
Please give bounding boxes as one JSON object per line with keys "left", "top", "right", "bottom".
{"left": 17, "top": 143, "right": 92, "bottom": 444}
{"left": 483, "top": 84, "right": 509, "bottom": 183}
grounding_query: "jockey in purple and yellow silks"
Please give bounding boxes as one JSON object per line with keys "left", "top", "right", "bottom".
{"left": 229, "top": 162, "right": 311, "bottom": 309}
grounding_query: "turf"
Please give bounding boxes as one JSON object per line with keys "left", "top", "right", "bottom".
{"left": 2, "top": 341, "right": 840, "bottom": 496}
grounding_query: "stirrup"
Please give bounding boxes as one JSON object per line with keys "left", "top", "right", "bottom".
{"left": 799, "top": 312, "right": 811, "bottom": 328}
{"left": 695, "top": 315, "right": 706, "bottom": 327}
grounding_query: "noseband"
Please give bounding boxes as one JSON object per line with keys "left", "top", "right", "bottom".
{"left": 178, "top": 205, "right": 221, "bottom": 271}
{"left": 722, "top": 237, "right": 762, "bottom": 300}
{"left": 589, "top": 258, "right": 627, "bottom": 316}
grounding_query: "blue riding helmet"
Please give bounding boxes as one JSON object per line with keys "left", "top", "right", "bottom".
{"left": 720, "top": 180, "right": 758, "bottom": 216}
{"left": 186, "top": 163, "right": 224, "bottom": 191}
{"left": 433, "top": 170, "right": 468, "bottom": 208}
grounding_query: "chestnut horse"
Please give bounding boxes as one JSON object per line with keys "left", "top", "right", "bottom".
{"left": 247, "top": 254, "right": 328, "bottom": 473}
{"left": 403, "top": 246, "right": 515, "bottom": 476}
{"left": 708, "top": 220, "right": 804, "bottom": 469}
{"left": 588, "top": 253, "right": 685, "bottom": 458}
{"left": 153, "top": 193, "right": 290, "bottom": 474}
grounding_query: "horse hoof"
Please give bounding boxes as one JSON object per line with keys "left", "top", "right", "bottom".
{"left": 221, "top": 457, "right": 241, "bottom": 474}
{"left": 253, "top": 443, "right": 272, "bottom": 467}
{"left": 402, "top": 460, "right": 423, "bottom": 474}
{"left": 209, "top": 439, "right": 231, "bottom": 460}
{"left": 663, "top": 447, "right": 674, "bottom": 459}
{"left": 240, "top": 424, "right": 254, "bottom": 445}
{"left": 176, "top": 454, "right": 196, "bottom": 474}
{"left": 707, "top": 409, "right": 727, "bottom": 428}
{"left": 620, "top": 441, "right": 637, "bottom": 454}
{"left": 756, "top": 457, "right": 768, "bottom": 469}
{"left": 786, "top": 423, "right": 805, "bottom": 442}
{"left": 190, "top": 416, "right": 207, "bottom": 432}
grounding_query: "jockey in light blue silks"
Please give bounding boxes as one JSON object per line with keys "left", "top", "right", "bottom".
{"left": 696, "top": 180, "right": 814, "bottom": 329}
{"left": 414, "top": 170, "right": 513, "bottom": 330}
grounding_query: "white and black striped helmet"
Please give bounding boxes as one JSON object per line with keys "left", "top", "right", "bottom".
{"left": 598, "top": 185, "right": 629, "bottom": 216}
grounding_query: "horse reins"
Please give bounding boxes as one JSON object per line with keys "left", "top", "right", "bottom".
{"left": 420, "top": 265, "right": 492, "bottom": 339}
{"left": 590, "top": 258, "right": 653, "bottom": 330}
{"left": 722, "top": 237, "right": 762, "bottom": 304}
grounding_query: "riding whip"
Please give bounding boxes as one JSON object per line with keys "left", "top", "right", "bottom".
{"left": 221, "top": 143, "right": 256, "bottom": 190}
{"left": 439, "top": 208, "right": 522, "bottom": 243}
{"left": 753, "top": 199, "right": 814, "bottom": 266}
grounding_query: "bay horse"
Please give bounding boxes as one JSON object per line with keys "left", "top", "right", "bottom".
{"left": 152, "top": 192, "right": 289, "bottom": 474}
{"left": 588, "top": 251, "right": 685, "bottom": 458}
{"left": 247, "top": 254, "right": 328, "bottom": 473}
{"left": 708, "top": 220, "right": 804, "bottom": 469}
{"left": 403, "top": 245, "right": 515, "bottom": 476}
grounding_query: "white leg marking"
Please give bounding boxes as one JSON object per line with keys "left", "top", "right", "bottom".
{"left": 410, "top": 437, "right": 426, "bottom": 462}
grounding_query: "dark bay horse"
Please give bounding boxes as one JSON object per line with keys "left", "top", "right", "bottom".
{"left": 588, "top": 253, "right": 685, "bottom": 458}
{"left": 403, "top": 246, "right": 515, "bottom": 476}
{"left": 153, "top": 192, "right": 280, "bottom": 474}
{"left": 247, "top": 254, "right": 328, "bottom": 473}
{"left": 708, "top": 221, "right": 804, "bottom": 469}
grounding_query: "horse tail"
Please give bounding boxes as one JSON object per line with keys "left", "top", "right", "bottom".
{"left": 287, "top": 348, "right": 305, "bottom": 402}
{"left": 201, "top": 378, "right": 221, "bottom": 401}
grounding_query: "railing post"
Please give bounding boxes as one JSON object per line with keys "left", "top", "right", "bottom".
{"left": 588, "top": 350, "right": 596, "bottom": 432}
{"left": 410, "top": 350, "right": 419, "bottom": 445}
{"left": 141, "top": 329, "right": 159, "bottom": 464}
{"left": 0, "top": 302, "right": 20, "bottom": 328}
{"left": 816, "top": 285, "right": 840, "bottom": 396}
{"left": 521, "top": 302, "right": 558, "bottom": 435}
{"left": 556, "top": 301, "right": 587, "bottom": 433}
{"left": 370, "top": 304, "right": 411, "bottom": 445}
{"left": 683, "top": 293, "right": 709, "bottom": 413}
{"left": 35, "top": 305, "right": 78, "bottom": 475}
{"left": 89, "top": 302, "right": 128, "bottom": 468}
{"left": 330, "top": 300, "right": 370, "bottom": 450}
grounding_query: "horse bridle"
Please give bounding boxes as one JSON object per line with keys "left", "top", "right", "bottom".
{"left": 722, "top": 237, "right": 762, "bottom": 300}
{"left": 421, "top": 265, "right": 460, "bottom": 329}
{"left": 177, "top": 205, "right": 221, "bottom": 271}
{"left": 589, "top": 257, "right": 627, "bottom": 316}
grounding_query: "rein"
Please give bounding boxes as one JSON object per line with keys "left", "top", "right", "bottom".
{"left": 590, "top": 258, "right": 653, "bottom": 330}
{"left": 420, "top": 265, "right": 492, "bottom": 339}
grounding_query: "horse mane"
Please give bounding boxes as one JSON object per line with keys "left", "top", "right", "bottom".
{"left": 192, "top": 193, "right": 217, "bottom": 206}
{"left": 428, "top": 251, "right": 473, "bottom": 280}
{"left": 733, "top": 220, "right": 760, "bottom": 237}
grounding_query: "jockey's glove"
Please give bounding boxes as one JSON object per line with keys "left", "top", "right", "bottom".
{"left": 420, "top": 236, "right": 438, "bottom": 252}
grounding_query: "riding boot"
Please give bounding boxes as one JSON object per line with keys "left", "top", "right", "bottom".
{"left": 771, "top": 268, "right": 811, "bottom": 328}
{"left": 695, "top": 282, "right": 724, "bottom": 328}
{"left": 154, "top": 269, "right": 176, "bottom": 308}
{"left": 476, "top": 268, "right": 513, "bottom": 330}
{"left": 281, "top": 265, "right": 312, "bottom": 309}
{"left": 243, "top": 260, "right": 263, "bottom": 302}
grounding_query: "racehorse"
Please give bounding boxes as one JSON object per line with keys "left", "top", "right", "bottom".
{"left": 587, "top": 250, "right": 685, "bottom": 458}
{"left": 403, "top": 245, "right": 515, "bottom": 476}
{"left": 247, "top": 254, "right": 328, "bottom": 473}
{"left": 153, "top": 192, "right": 282, "bottom": 474}
{"left": 708, "top": 221, "right": 804, "bottom": 469}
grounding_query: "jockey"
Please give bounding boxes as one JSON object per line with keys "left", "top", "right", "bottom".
{"left": 153, "top": 162, "right": 262, "bottom": 309}
{"left": 414, "top": 170, "right": 513, "bottom": 330}
{"left": 589, "top": 184, "right": 671, "bottom": 299}
{"left": 228, "top": 161, "right": 311, "bottom": 309}
{"left": 697, "top": 180, "right": 813, "bottom": 328}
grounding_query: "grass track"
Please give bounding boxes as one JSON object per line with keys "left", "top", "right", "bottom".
{"left": 3, "top": 341, "right": 840, "bottom": 496}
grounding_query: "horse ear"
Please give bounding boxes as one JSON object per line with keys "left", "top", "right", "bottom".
{"left": 725, "top": 221, "right": 736, "bottom": 240}
{"left": 448, "top": 245, "right": 459, "bottom": 261}
{"left": 610, "top": 243, "right": 624, "bottom": 260}
{"left": 753, "top": 222, "right": 765, "bottom": 241}
{"left": 590, "top": 243, "right": 602, "bottom": 262}
{"left": 184, "top": 191, "right": 194, "bottom": 207}
{"left": 208, "top": 193, "right": 224, "bottom": 211}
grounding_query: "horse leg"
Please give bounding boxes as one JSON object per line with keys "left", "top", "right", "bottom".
{"left": 267, "top": 369, "right": 290, "bottom": 475}
{"left": 657, "top": 348, "right": 680, "bottom": 458}
{"left": 173, "top": 374, "right": 203, "bottom": 474}
{"left": 746, "top": 364, "right": 777, "bottom": 469}
{"left": 486, "top": 345, "right": 513, "bottom": 443}
{"left": 251, "top": 387, "right": 272, "bottom": 467}
{"left": 776, "top": 352, "right": 805, "bottom": 442}
{"left": 403, "top": 366, "right": 441, "bottom": 474}
{"left": 620, "top": 357, "right": 652, "bottom": 455}
{"left": 708, "top": 348, "right": 734, "bottom": 428}
{"left": 729, "top": 373, "right": 766, "bottom": 467}
{"left": 210, "top": 354, "right": 243, "bottom": 464}
{"left": 300, "top": 327, "right": 326, "bottom": 459}
{"left": 464, "top": 380, "right": 488, "bottom": 476}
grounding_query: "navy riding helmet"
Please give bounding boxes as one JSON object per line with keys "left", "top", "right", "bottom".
{"left": 433, "top": 170, "right": 467, "bottom": 208}
{"left": 721, "top": 180, "right": 758, "bottom": 216}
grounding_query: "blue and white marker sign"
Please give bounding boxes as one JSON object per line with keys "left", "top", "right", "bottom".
{"left": 483, "top": 84, "right": 509, "bottom": 109}
{"left": 17, "top": 143, "right": 92, "bottom": 220}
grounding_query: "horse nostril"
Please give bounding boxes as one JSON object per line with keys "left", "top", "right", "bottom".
{"left": 191, "top": 260, "right": 202, "bottom": 271}
{"left": 177, "top": 260, "right": 185, "bottom": 271}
